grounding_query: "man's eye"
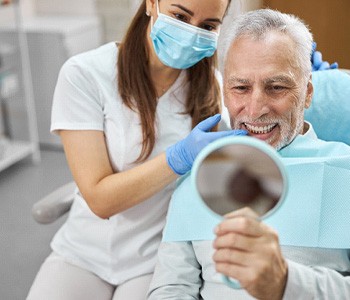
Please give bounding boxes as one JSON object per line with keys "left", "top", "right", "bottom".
{"left": 269, "top": 85, "right": 286, "bottom": 91}
{"left": 230, "top": 85, "right": 249, "bottom": 94}
{"left": 235, "top": 86, "right": 248, "bottom": 90}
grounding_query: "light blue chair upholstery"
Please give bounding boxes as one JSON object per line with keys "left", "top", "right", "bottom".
{"left": 305, "top": 69, "right": 350, "bottom": 145}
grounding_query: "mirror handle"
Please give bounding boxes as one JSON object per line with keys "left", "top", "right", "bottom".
{"left": 222, "top": 275, "right": 242, "bottom": 289}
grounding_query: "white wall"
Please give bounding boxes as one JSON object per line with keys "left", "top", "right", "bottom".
{"left": 35, "top": 0, "right": 97, "bottom": 16}
{"left": 0, "top": 0, "right": 35, "bottom": 24}
{"left": 1, "top": 0, "right": 263, "bottom": 43}
{"left": 20, "top": 0, "right": 36, "bottom": 16}
{"left": 95, "top": 0, "right": 138, "bottom": 42}
{"left": 0, "top": 0, "right": 142, "bottom": 42}
{"left": 34, "top": 0, "right": 142, "bottom": 42}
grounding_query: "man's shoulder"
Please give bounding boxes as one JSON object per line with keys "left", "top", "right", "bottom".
{"left": 314, "top": 137, "right": 350, "bottom": 155}
{"left": 280, "top": 134, "right": 350, "bottom": 158}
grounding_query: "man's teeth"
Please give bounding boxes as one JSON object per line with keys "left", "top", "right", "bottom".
{"left": 244, "top": 123, "right": 276, "bottom": 134}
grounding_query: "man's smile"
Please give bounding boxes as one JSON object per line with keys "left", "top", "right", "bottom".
{"left": 243, "top": 122, "right": 277, "bottom": 134}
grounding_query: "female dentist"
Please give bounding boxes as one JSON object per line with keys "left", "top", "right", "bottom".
{"left": 27, "top": 0, "right": 243, "bottom": 299}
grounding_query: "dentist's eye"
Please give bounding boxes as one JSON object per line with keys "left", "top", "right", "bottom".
{"left": 174, "top": 13, "right": 189, "bottom": 23}
{"left": 201, "top": 24, "right": 216, "bottom": 31}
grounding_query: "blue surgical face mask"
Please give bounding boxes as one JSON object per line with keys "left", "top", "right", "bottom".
{"left": 150, "top": 0, "right": 219, "bottom": 69}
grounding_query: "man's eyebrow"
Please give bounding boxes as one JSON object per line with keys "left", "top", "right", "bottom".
{"left": 264, "top": 75, "right": 294, "bottom": 85}
{"left": 171, "top": 4, "right": 223, "bottom": 23}
{"left": 227, "top": 76, "right": 251, "bottom": 85}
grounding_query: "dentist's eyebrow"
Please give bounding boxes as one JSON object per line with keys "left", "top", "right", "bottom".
{"left": 171, "top": 4, "right": 223, "bottom": 23}
{"left": 171, "top": 4, "right": 194, "bottom": 16}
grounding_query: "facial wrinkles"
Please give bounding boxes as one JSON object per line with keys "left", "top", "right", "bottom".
{"left": 230, "top": 85, "right": 306, "bottom": 150}
{"left": 273, "top": 90, "right": 306, "bottom": 150}
{"left": 231, "top": 115, "right": 288, "bottom": 150}
{"left": 225, "top": 34, "right": 307, "bottom": 150}
{"left": 289, "top": 86, "right": 308, "bottom": 139}
{"left": 263, "top": 71, "right": 296, "bottom": 87}
{"left": 276, "top": 74, "right": 307, "bottom": 149}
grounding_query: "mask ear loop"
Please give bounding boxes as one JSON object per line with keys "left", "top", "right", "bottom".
{"left": 150, "top": 0, "right": 160, "bottom": 31}
{"left": 150, "top": 15, "right": 154, "bottom": 30}
{"left": 156, "top": 0, "right": 160, "bottom": 15}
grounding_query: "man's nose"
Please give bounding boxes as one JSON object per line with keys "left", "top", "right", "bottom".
{"left": 245, "top": 89, "right": 270, "bottom": 119}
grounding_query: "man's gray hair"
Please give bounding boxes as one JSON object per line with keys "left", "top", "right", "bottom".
{"left": 219, "top": 9, "right": 313, "bottom": 79}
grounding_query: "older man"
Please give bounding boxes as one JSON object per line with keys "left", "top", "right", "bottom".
{"left": 147, "top": 9, "right": 350, "bottom": 299}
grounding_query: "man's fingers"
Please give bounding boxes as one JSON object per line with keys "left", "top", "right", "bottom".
{"left": 213, "top": 231, "right": 257, "bottom": 252}
{"left": 213, "top": 247, "right": 251, "bottom": 266}
{"left": 224, "top": 206, "right": 259, "bottom": 219}
{"left": 215, "top": 215, "right": 263, "bottom": 237}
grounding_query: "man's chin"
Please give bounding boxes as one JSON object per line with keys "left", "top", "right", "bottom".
{"left": 247, "top": 134, "right": 281, "bottom": 149}
{"left": 274, "top": 136, "right": 295, "bottom": 151}
{"left": 259, "top": 136, "right": 287, "bottom": 150}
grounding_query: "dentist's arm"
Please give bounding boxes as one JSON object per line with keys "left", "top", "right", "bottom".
{"left": 60, "top": 115, "right": 246, "bottom": 219}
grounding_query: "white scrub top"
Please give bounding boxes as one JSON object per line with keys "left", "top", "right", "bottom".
{"left": 50, "top": 42, "right": 229, "bottom": 285}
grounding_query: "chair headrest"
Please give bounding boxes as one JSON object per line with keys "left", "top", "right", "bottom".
{"left": 305, "top": 70, "right": 350, "bottom": 145}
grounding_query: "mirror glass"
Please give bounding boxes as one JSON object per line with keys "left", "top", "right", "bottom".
{"left": 195, "top": 139, "right": 287, "bottom": 218}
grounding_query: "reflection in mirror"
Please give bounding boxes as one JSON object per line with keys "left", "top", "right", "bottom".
{"left": 196, "top": 143, "right": 285, "bottom": 218}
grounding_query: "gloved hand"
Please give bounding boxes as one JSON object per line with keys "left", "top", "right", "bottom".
{"left": 311, "top": 42, "right": 338, "bottom": 71}
{"left": 166, "top": 114, "right": 247, "bottom": 175}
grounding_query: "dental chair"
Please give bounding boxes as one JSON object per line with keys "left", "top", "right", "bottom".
{"left": 32, "top": 69, "right": 350, "bottom": 224}
{"left": 32, "top": 181, "right": 76, "bottom": 224}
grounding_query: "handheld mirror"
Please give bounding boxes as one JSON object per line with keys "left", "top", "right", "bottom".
{"left": 191, "top": 136, "right": 288, "bottom": 289}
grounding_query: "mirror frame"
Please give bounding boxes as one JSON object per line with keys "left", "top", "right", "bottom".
{"left": 191, "top": 136, "right": 289, "bottom": 219}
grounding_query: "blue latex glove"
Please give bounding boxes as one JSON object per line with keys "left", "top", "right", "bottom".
{"left": 311, "top": 42, "right": 338, "bottom": 71}
{"left": 166, "top": 114, "right": 247, "bottom": 175}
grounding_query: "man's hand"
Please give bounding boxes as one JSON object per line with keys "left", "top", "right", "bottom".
{"left": 213, "top": 207, "right": 288, "bottom": 300}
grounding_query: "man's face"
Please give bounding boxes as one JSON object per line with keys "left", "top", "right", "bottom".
{"left": 224, "top": 32, "right": 313, "bottom": 150}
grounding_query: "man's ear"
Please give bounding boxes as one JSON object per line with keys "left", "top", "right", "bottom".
{"left": 304, "top": 75, "right": 313, "bottom": 109}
